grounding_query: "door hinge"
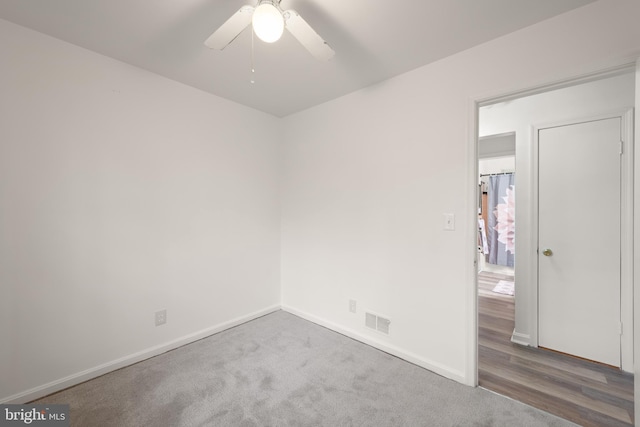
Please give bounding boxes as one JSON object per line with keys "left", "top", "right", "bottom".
{"left": 620, "top": 140, "right": 623, "bottom": 155}
{"left": 619, "top": 322, "right": 623, "bottom": 335}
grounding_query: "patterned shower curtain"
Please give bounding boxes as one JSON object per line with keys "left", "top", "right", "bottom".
{"left": 488, "top": 173, "right": 515, "bottom": 267}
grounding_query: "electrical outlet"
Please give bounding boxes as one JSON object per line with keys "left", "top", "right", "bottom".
{"left": 349, "top": 299, "right": 357, "bottom": 313}
{"left": 155, "top": 309, "right": 167, "bottom": 326}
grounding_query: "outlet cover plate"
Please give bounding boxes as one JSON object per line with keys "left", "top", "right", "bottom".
{"left": 155, "top": 309, "right": 167, "bottom": 326}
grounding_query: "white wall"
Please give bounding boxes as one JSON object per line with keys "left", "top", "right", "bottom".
{"left": 2, "top": 0, "right": 640, "bottom": 406}
{"left": 479, "top": 133, "right": 515, "bottom": 159}
{"left": 281, "top": 0, "right": 640, "bottom": 384}
{"left": 479, "top": 73, "right": 635, "bottom": 348}
{"left": 0, "top": 19, "right": 282, "bottom": 403}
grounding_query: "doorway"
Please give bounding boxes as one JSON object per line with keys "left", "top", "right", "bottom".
{"left": 476, "top": 71, "right": 635, "bottom": 427}
{"left": 477, "top": 132, "right": 515, "bottom": 280}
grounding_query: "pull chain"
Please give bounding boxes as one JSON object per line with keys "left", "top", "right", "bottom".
{"left": 250, "top": 27, "right": 256, "bottom": 84}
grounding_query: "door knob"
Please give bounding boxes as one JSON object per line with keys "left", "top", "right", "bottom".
{"left": 542, "top": 248, "right": 553, "bottom": 256}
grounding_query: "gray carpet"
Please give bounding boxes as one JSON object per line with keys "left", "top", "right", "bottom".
{"left": 34, "top": 311, "right": 577, "bottom": 426}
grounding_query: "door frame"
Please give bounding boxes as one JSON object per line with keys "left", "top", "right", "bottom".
{"left": 465, "top": 59, "right": 640, "bottom": 422}
{"left": 468, "top": 62, "right": 638, "bottom": 389}
{"left": 531, "top": 110, "right": 634, "bottom": 371}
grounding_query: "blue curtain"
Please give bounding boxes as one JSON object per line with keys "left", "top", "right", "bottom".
{"left": 488, "top": 173, "right": 515, "bottom": 267}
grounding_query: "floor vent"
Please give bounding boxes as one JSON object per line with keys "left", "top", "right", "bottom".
{"left": 365, "top": 312, "right": 391, "bottom": 335}
{"left": 365, "top": 312, "right": 377, "bottom": 329}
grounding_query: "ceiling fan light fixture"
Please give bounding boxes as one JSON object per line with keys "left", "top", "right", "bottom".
{"left": 252, "top": 0, "right": 284, "bottom": 43}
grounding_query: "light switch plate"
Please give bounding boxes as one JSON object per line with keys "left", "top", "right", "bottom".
{"left": 444, "top": 213, "right": 455, "bottom": 231}
{"left": 349, "top": 299, "right": 357, "bottom": 313}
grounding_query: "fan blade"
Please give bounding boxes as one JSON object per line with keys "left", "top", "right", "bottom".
{"left": 204, "top": 5, "right": 254, "bottom": 50}
{"left": 283, "top": 9, "right": 335, "bottom": 61}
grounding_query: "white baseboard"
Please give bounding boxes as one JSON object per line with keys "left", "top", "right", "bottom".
{"left": 510, "top": 329, "right": 532, "bottom": 346}
{"left": 2, "top": 305, "right": 281, "bottom": 404}
{"left": 281, "top": 305, "right": 467, "bottom": 384}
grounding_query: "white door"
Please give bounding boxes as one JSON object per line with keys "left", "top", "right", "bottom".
{"left": 538, "top": 117, "right": 621, "bottom": 367}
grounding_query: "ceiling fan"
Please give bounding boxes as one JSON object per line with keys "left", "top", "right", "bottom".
{"left": 204, "top": 0, "right": 335, "bottom": 61}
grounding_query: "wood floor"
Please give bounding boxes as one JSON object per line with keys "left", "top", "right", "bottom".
{"left": 478, "top": 271, "right": 634, "bottom": 427}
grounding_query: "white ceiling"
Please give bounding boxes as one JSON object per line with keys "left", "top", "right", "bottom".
{"left": 0, "top": 0, "right": 597, "bottom": 117}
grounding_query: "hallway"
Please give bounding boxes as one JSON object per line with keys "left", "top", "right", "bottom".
{"left": 478, "top": 271, "right": 634, "bottom": 427}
